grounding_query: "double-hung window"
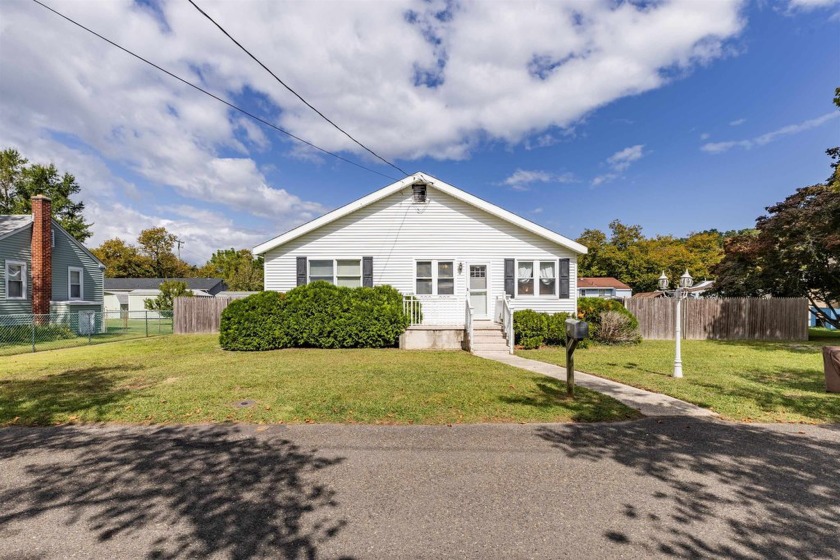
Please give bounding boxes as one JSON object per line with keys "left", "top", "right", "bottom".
{"left": 517, "top": 260, "right": 556, "bottom": 296}
{"left": 5, "top": 260, "right": 26, "bottom": 300}
{"left": 415, "top": 260, "right": 454, "bottom": 295}
{"left": 68, "top": 266, "right": 83, "bottom": 300}
{"left": 308, "top": 259, "right": 361, "bottom": 287}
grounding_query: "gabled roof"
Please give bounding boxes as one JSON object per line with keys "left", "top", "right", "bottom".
{"left": 253, "top": 172, "right": 588, "bottom": 255}
{"left": 0, "top": 215, "right": 33, "bottom": 240}
{"left": 104, "top": 277, "right": 226, "bottom": 291}
{"left": 578, "top": 277, "right": 632, "bottom": 290}
{"left": 0, "top": 215, "right": 105, "bottom": 268}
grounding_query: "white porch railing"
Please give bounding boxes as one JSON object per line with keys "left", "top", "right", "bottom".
{"left": 403, "top": 296, "right": 422, "bottom": 326}
{"left": 464, "top": 297, "right": 474, "bottom": 351}
{"left": 500, "top": 295, "right": 514, "bottom": 354}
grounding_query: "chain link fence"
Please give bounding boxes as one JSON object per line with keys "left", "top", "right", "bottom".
{"left": 0, "top": 310, "right": 173, "bottom": 356}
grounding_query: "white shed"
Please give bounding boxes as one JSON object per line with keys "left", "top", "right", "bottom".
{"left": 254, "top": 173, "right": 587, "bottom": 350}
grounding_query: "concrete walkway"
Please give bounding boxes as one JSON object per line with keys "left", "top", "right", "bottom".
{"left": 474, "top": 351, "right": 718, "bottom": 417}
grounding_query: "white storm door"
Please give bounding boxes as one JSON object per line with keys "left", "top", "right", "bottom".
{"left": 468, "top": 264, "right": 489, "bottom": 319}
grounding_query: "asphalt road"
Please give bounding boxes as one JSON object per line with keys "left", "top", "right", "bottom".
{"left": 1, "top": 418, "right": 838, "bottom": 560}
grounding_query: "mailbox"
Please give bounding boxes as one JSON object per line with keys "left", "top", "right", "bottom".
{"left": 565, "top": 319, "right": 589, "bottom": 341}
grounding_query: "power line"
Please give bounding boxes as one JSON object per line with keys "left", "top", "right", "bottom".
{"left": 187, "top": 0, "right": 409, "bottom": 176}
{"left": 30, "top": 0, "right": 400, "bottom": 182}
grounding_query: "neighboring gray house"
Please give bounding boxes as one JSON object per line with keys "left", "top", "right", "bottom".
{"left": 1, "top": 195, "right": 105, "bottom": 318}
{"left": 104, "top": 277, "right": 226, "bottom": 313}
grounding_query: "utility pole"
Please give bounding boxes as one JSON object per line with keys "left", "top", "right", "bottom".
{"left": 175, "top": 238, "right": 184, "bottom": 259}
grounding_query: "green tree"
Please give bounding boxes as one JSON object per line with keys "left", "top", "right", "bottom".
{"left": 137, "top": 227, "right": 195, "bottom": 278}
{"left": 713, "top": 183, "right": 840, "bottom": 327}
{"left": 0, "top": 148, "right": 93, "bottom": 241}
{"left": 144, "top": 280, "right": 193, "bottom": 312}
{"left": 91, "top": 238, "right": 153, "bottom": 278}
{"left": 198, "top": 248, "right": 263, "bottom": 291}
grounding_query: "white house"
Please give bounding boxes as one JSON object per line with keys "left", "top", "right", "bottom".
{"left": 578, "top": 277, "right": 632, "bottom": 299}
{"left": 254, "top": 173, "right": 587, "bottom": 351}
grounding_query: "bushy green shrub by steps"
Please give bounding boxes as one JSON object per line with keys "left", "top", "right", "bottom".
{"left": 219, "top": 282, "right": 414, "bottom": 351}
{"left": 545, "top": 312, "right": 571, "bottom": 345}
{"left": 512, "top": 309, "right": 547, "bottom": 345}
{"left": 512, "top": 310, "right": 571, "bottom": 348}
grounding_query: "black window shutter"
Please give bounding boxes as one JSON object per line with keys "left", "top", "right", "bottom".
{"left": 504, "top": 259, "right": 515, "bottom": 298}
{"left": 362, "top": 256, "right": 373, "bottom": 287}
{"left": 296, "top": 256, "right": 307, "bottom": 286}
{"left": 559, "top": 258, "right": 570, "bottom": 299}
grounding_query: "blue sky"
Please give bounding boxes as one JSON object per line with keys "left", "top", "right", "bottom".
{"left": 1, "top": 0, "right": 838, "bottom": 262}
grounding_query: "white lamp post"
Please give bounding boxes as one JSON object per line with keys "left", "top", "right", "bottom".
{"left": 659, "top": 270, "right": 693, "bottom": 378}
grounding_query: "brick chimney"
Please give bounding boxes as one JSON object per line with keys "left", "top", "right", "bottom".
{"left": 31, "top": 195, "right": 52, "bottom": 316}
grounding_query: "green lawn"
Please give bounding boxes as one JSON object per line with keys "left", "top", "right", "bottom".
{"left": 0, "top": 334, "right": 639, "bottom": 426}
{"left": 520, "top": 329, "right": 840, "bottom": 423}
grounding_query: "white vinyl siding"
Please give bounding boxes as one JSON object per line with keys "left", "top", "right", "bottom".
{"left": 5, "top": 260, "right": 26, "bottom": 300}
{"left": 264, "top": 188, "right": 578, "bottom": 325}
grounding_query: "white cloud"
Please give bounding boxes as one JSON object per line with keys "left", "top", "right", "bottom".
{"left": 501, "top": 169, "right": 575, "bottom": 191}
{"left": 592, "top": 144, "right": 647, "bottom": 185}
{"left": 787, "top": 0, "right": 840, "bottom": 9}
{"left": 0, "top": 0, "right": 745, "bottom": 258}
{"left": 729, "top": 118, "right": 746, "bottom": 126}
{"left": 606, "top": 144, "right": 646, "bottom": 171}
{"left": 700, "top": 132, "right": 711, "bottom": 140}
{"left": 702, "top": 112, "right": 840, "bottom": 153}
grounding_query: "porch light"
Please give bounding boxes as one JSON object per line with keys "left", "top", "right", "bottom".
{"left": 679, "top": 269, "right": 694, "bottom": 289}
{"left": 658, "top": 271, "right": 668, "bottom": 291}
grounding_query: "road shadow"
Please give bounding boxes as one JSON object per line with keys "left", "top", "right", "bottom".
{"left": 0, "top": 425, "right": 348, "bottom": 559}
{"left": 535, "top": 418, "right": 840, "bottom": 559}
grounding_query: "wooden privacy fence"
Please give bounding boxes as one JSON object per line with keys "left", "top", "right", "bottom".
{"left": 625, "top": 297, "right": 808, "bottom": 341}
{"left": 174, "top": 297, "right": 233, "bottom": 334}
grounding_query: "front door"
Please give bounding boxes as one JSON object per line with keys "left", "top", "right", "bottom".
{"left": 468, "top": 264, "right": 488, "bottom": 319}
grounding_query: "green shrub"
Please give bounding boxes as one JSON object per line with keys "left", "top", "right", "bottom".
{"left": 545, "top": 312, "right": 571, "bottom": 346}
{"left": 519, "top": 336, "right": 543, "bottom": 350}
{"left": 513, "top": 309, "right": 548, "bottom": 346}
{"left": 513, "top": 310, "right": 572, "bottom": 347}
{"left": 219, "top": 291, "right": 289, "bottom": 351}
{"left": 219, "top": 282, "right": 411, "bottom": 351}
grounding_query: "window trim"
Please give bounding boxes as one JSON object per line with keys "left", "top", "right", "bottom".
{"left": 414, "top": 259, "right": 456, "bottom": 297}
{"left": 5, "top": 260, "right": 27, "bottom": 300}
{"left": 307, "top": 258, "right": 362, "bottom": 287}
{"left": 515, "top": 259, "right": 558, "bottom": 298}
{"left": 68, "top": 266, "right": 84, "bottom": 300}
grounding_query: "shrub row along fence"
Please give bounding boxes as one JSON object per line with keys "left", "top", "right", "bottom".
{"left": 173, "top": 297, "right": 234, "bottom": 334}
{"left": 625, "top": 297, "right": 808, "bottom": 341}
{"left": 0, "top": 310, "right": 173, "bottom": 355}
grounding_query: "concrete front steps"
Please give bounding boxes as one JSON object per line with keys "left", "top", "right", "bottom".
{"left": 469, "top": 320, "right": 510, "bottom": 353}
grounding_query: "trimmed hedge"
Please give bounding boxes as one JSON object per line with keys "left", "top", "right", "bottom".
{"left": 513, "top": 310, "right": 570, "bottom": 348}
{"left": 219, "top": 282, "right": 412, "bottom": 351}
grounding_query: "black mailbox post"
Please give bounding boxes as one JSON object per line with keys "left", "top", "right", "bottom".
{"left": 565, "top": 319, "right": 589, "bottom": 397}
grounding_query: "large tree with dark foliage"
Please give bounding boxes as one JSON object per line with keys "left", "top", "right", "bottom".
{"left": 712, "top": 89, "right": 840, "bottom": 328}
{"left": 0, "top": 148, "right": 93, "bottom": 242}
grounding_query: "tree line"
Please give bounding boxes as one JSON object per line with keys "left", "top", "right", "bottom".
{"left": 90, "top": 228, "right": 264, "bottom": 291}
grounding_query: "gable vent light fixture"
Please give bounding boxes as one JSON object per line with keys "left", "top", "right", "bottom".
{"left": 411, "top": 181, "right": 428, "bottom": 203}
